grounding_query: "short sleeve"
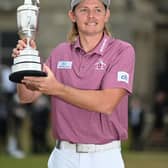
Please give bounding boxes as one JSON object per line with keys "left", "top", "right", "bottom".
{"left": 101, "top": 45, "right": 135, "bottom": 94}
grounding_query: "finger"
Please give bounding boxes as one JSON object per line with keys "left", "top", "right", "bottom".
{"left": 43, "top": 64, "right": 51, "bottom": 75}
{"left": 23, "top": 77, "right": 43, "bottom": 83}
{"left": 18, "top": 40, "right": 27, "bottom": 47}
{"left": 21, "top": 79, "right": 31, "bottom": 85}
{"left": 30, "top": 40, "right": 37, "bottom": 49}
{"left": 16, "top": 44, "right": 24, "bottom": 50}
{"left": 22, "top": 80, "right": 39, "bottom": 90}
{"left": 25, "top": 84, "right": 38, "bottom": 91}
{"left": 12, "top": 48, "right": 20, "bottom": 57}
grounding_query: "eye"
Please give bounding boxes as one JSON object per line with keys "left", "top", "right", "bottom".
{"left": 79, "top": 8, "right": 88, "bottom": 13}
{"left": 96, "top": 8, "right": 102, "bottom": 12}
{"left": 95, "top": 8, "right": 104, "bottom": 13}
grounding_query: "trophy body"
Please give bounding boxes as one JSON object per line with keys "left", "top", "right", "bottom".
{"left": 9, "top": 0, "right": 46, "bottom": 83}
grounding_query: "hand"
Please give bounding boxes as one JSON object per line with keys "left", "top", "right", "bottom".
{"left": 12, "top": 39, "right": 37, "bottom": 58}
{"left": 21, "top": 64, "right": 64, "bottom": 95}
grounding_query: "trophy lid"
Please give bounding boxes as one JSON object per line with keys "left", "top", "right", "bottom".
{"left": 17, "top": 0, "right": 39, "bottom": 11}
{"left": 17, "top": 4, "right": 38, "bottom": 11}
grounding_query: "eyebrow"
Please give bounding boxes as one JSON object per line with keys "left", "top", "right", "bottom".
{"left": 77, "top": 4, "right": 106, "bottom": 9}
{"left": 74, "top": 3, "right": 106, "bottom": 11}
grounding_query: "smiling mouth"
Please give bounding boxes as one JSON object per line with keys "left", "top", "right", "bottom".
{"left": 85, "top": 22, "right": 97, "bottom": 26}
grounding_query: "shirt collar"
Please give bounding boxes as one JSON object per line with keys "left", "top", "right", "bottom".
{"left": 73, "top": 34, "right": 112, "bottom": 56}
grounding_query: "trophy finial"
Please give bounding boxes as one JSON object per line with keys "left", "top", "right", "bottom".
{"left": 34, "top": 0, "right": 40, "bottom": 7}
{"left": 24, "top": 0, "right": 32, "bottom": 5}
{"left": 36, "top": 0, "right": 40, "bottom": 4}
{"left": 24, "top": 0, "right": 40, "bottom": 6}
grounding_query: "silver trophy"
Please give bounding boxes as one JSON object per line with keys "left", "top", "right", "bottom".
{"left": 9, "top": 0, "right": 46, "bottom": 83}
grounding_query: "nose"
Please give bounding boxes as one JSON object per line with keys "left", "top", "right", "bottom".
{"left": 88, "top": 9, "right": 95, "bottom": 18}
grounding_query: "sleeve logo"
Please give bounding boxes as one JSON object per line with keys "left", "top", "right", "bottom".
{"left": 117, "top": 71, "right": 129, "bottom": 83}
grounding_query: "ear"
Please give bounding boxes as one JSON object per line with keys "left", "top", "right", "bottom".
{"left": 68, "top": 10, "right": 76, "bottom": 23}
{"left": 104, "top": 9, "right": 110, "bottom": 23}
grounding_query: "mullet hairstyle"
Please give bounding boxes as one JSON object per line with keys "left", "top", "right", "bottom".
{"left": 67, "top": 4, "right": 111, "bottom": 43}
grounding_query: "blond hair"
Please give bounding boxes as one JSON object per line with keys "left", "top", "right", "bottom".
{"left": 67, "top": 23, "right": 112, "bottom": 43}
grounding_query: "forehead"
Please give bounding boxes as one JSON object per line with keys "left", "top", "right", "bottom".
{"left": 76, "top": 0, "right": 104, "bottom": 8}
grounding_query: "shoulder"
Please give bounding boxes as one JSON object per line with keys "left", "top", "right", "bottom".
{"left": 109, "top": 38, "right": 135, "bottom": 52}
{"left": 47, "top": 42, "right": 71, "bottom": 63}
{"left": 111, "top": 38, "right": 135, "bottom": 58}
{"left": 46, "top": 42, "right": 72, "bottom": 67}
{"left": 106, "top": 38, "right": 135, "bottom": 64}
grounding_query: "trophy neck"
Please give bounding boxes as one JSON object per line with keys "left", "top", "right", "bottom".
{"left": 18, "top": 31, "right": 37, "bottom": 41}
{"left": 25, "top": 37, "right": 34, "bottom": 49}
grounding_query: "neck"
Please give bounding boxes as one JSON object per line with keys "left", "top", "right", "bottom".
{"left": 79, "top": 33, "right": 104, "bottom": 53}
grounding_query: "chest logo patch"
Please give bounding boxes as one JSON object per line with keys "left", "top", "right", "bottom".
{"left": 95, "top": 59, "right": 106, "bottom": 70}
{"left": 57, "top": 61, "right": 72, "bottom": 69}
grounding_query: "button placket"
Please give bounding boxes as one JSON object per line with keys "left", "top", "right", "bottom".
{"left": 79, "top": 53, "right": 91, "bottom": 74}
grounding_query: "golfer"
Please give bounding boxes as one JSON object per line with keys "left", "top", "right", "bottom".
{"left": 12, "top": 0, "right": 135, "bottom": 168}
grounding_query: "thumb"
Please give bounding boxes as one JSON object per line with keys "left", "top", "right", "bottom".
{"left": 30, "top": 40, "right": 37, "bottom": 49}
{"left": 43, "top": 64, "right": 52, "bottom": 75}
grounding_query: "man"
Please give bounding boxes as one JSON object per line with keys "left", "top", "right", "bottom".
{"left": 12, "top": 0, "right": 135, "bottom": 167}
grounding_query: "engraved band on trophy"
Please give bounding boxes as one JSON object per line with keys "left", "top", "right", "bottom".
{"left": 9, "top": 0, "right": 47, "bottom": 83}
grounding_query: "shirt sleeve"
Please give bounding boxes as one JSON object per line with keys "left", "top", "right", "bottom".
{"left": 101, "top": 45, "right": 135, "bottom": 94}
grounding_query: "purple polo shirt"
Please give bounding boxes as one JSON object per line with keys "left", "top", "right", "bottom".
{"left": 46, "top": 34, "right": 135, "bottom": 144}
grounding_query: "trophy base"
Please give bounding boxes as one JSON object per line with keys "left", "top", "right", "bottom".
{"left": 9, "top": 70, "right": 47, "bottom": 83}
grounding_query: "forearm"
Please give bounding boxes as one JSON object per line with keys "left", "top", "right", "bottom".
{"left": 55, "top": 84, "right": 126, "bottom": 114}
{"left": 19, "top": 65, "right": 127, "bottom": 111}
{"left": 17, "top": 84, "right": 41, "bottom": 103}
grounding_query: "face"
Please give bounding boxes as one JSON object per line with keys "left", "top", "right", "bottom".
{"left": 69, "top": 0, "right": 110, "bottom": 37}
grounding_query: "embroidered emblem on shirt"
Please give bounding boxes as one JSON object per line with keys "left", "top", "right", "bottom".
{"left": 57, "top": 61, "right": 72, "bottom": 69}
{"left": 100, "top": 38, "right": 107, "bottom": 53}
{"left": 95, "top": 59, "right": 106, "bottom": 70}
{"left": 117, "top": 71, "right": 129, "bottom": 83}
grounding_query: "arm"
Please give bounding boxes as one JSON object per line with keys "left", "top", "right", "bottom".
{"left": 56, "top": 85, "right": 127, "bottom": 115}
{"left": 22, "top": 65, "right": 127, "bottom": 114}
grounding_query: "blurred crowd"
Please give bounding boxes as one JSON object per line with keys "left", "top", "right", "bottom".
{"left": 1, "top": 63, "right": 168, "bottom": 159}
{"left": 0, "top": 64, "right": 51, "bottom": 159}
{"left": 129, "top": 63, "right": 168, "bottom": 151}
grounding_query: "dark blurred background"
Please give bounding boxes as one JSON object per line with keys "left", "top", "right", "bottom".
{"left": 0, "top": 0, "right": 168, "bottom": 161}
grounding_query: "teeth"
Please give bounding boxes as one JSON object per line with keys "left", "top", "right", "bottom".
{"left": 87, "top": 23, "right": 96, "bottom": 26}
